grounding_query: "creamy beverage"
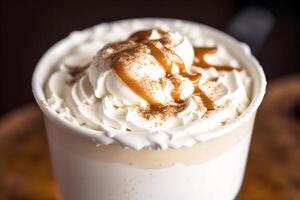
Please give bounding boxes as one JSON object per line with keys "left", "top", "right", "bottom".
{"left": 32, "top": 19, "right": 266, "bottom": 200}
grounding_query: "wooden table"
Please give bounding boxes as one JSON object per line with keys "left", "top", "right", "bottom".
{"left": 1, "top": 75, "right": 299, "bottom": 200}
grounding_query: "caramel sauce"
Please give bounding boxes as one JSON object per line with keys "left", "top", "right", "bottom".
{"left": 112, "top": 30, "right": 247, "bottom": 111}
{"left": 146, "top": 41, "right": 173, "bottom": 76}
{"left": 169, "top": 76, "right": 181, "bottom": 103}
{"left": 194, "top": 87, "right": 215, "bottom": 110}
{"left": 112, "top": 37, "right": 215, "bottom": 110}
{"left": 146, "top": 41, "right": 185, "bottom": 102}
{"left": 193, "top": 47, "right": 241, "bottom": 71}
{"left": 129, "top": 29, "right": 167, "bottom": 43}
{"left": 113, "top": 59, "right": 162, "bottom": 106}
{"left": 146, "top": 41, "right": 204, "bottom": 104}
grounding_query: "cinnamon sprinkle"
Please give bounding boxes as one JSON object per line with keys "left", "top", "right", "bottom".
{"left": 138, "top": 101, "right": 187, "bottom": 121}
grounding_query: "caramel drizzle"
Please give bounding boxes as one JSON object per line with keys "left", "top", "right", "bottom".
{"left": 113, "top": 58, "right": 162, "bottom": 106}
{"left": 146, "top": 42, "right": 173, "bottom": 76}
{"left": 129, "top": 29, "right": 167, "bottom": 43}
{"left": 193, "top": 47, "right": 241, "bottom": 71}
{"left": 146, "top": 41, "right": 185, "bottom": 103}
{"left": 146, "top": 42, "right": 203, "bottom": 101}
{"left": 112, "top": 41, "right": 216, "bottom": 110}
{"left": 129, "top": 31, "right": 219, "bottom": 110}
{"left": 113, "top": 30, "right": 242, "bottom": 111}
{"left": 194, "top": 87, "right": 214, "bottom": 110}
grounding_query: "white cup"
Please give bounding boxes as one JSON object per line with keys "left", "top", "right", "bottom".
{"left": 32, "top": 18, "right": 266, "bottom": 200}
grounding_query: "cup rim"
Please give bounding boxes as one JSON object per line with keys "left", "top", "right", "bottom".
{"left": 32, "top": 18, "right": 267, "bottom": 150}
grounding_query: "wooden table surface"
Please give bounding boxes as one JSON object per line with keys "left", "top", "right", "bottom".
{"left": 0, "top": 75, "right": 299, "bottom": 200}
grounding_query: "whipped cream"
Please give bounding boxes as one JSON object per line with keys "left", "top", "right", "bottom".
{"left": 44, "top": 21, "right": 252, "bottom": 150}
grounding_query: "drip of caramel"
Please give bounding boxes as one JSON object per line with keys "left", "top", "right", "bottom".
{"left": 129, "top": 29, "right": 167, "bottom": 43}
{"left": 193, "top": 47, "right": 241, "bottom": 71}
{"left": 145, "top": 41, "right": 183, "bottom": 102}
{"left": 146, "top": 41, "right": 204, "bottom": 104}
{"left": 146, "top": 41, "right": 185, "bottom": 102}
{"left": 113, "top": 58, "right": 162, "bottom": 106}
{"left": 146, "top": 41, "right": 173, "bottom": 76}
{"left": 194, "top": 87, "right": 215, "bottom": 110}
{"left": 169, "top": 76, "right": 182, "bottom": 103}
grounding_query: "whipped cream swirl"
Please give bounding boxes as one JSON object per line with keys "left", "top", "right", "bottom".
{"left": 45, "top": 26, "right": 252, "bottom": 149}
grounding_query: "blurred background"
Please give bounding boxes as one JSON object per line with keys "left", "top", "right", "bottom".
{"left": 0, "top": 0, "right": 299, "bottom": 115}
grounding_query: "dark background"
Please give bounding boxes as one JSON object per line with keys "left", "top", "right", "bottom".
{"left": 1, "top": 0, "right": 299, "bottom": 116}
